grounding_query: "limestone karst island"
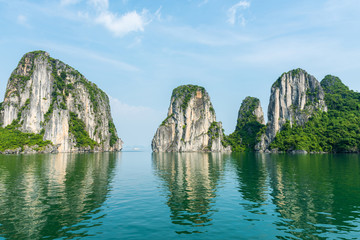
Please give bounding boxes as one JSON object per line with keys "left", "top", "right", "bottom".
{"left": 1, "top": 51, "right": 359, "bottom": 154}
{"left": 0, "top": 51, "right": 122, "bottom": 154}
{"left": 2, "top": 1, "right": 360, "bottom": 239}
{"left": 152, "top": 69, "right": 360, "bottom": 153}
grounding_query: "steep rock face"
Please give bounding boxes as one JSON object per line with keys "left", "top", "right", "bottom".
{"left": 152, "top": 85, "right": 230, "bottom": 152}
{"left": 256, "top": 69, "right": 327, "bottom": 151}
{"left": 226, "top": 97, "right": 265, "bottom": 151}
{"left": 237, "top": 97, "right": 265, "bottom": 126}
{"left": 0, "top": 51, "right": 122, "bottom": 152}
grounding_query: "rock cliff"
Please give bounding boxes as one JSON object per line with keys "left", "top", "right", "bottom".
{"left": 256, "top": 69, "right": 327, "bottom": 151}
{"left": 237, "top": 97, "right": 265, "bottom": 126}
{"left": 0, "top": 51, "right": 122, "bottom": 153}
{"left": 152, "top": 85, "right": 230, "bottom": 152}
{"left": 226, "top": 97, "right": 265, "bottom": 151}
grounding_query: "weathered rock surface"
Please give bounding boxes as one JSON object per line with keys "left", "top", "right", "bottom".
{"left": 226, "top": 96, "right": 266, "bottom": 151}
{"left": 237, "top": 97, "right": 265, "bottom": 126}
{"left": 0, "top": 51, "right": 122, "bottom": 153}
{"left": 152, "top": 85, "right": 230, "bottom": 152}
{"left": 256, "top": 69, "right": 327, "bottom": 151}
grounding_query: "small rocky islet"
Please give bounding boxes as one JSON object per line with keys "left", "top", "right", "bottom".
{"left": 151, "top": 85, "right": 230, "bottom": 152}
{"left": 0, "top": 51, "right": 359, "bottom": 154}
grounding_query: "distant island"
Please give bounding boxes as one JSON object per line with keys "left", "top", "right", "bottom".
{"left": 0, "top": 51, "right": 122, "bottom": 154}
{"left": 153, "top": 69, "right": 360, "bottom": 153}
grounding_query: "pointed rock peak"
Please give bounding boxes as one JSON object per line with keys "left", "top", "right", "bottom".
{"left": 237, "top": 96, "right": 265, "bottom": 126}
{"left": 256, "top": 69, "right": 327, "bottom": 152}
{"left": 24, "top": 50, "right": 49, "bottom": 57}
{"left": 171, "top": 84, "right": 205, "bottom": 98}
{"left": 152, "top": 85, "right": 229, "bottom": 152}
{"left": 272, "top": 68, "right": 313, "bottom": 88}
{"left": 283, "top": 68, "right": 309, "bottom": 78}
{"left": 9, "top": 50, "right": 53, "bottom": 88}
{"left": 287, "top": 68, "right": 308, "bottom": 76}
{"left": 321, "top": 75, "right": 349, "bottom": 93}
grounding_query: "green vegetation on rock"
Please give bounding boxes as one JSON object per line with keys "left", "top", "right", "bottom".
{"left": 225, "top": 97, "right": 265, "bottom": 152}
{"left": 208, "top": 121, "right": 220, "bottom": 139}
{"left": 77, "top": 76, "right": 107, "bottom": 112}
{"left": 270, "top": 75, "right": 360, "bottom": 153}
{"left": 161, "top": 113, "right": 174, "bottom": 126}
{"left": 272, "top": 68, "right": 307, "bottom": 88}
{"left": 108, "top": 120, "right": 118, "bottom": 147}
{"left": 0, "top": 121, "right": 52, "bottom": 152}
{"left": 69, "top": 112, "right": 97, "bottom": 149}
{"left": 171, "top": 85, "right": 205, "bottom": 111}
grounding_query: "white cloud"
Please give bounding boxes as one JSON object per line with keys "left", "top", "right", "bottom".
{"left": 95, "top": 10, "right": 146, "bottom": 37}
{"left": 83, "top": 0, "right": 154, "bottom": 37}
{"left": 227, "top": 0, "right": 250, "bottom": 25}
{"left": 59, "top": 0, "right": 160, "bottom": 37}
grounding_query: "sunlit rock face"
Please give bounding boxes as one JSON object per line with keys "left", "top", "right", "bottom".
{"left": 152, "top": 85, "right": 230, "bottom": 152}
{"left": 256, "top": 69, "right": 327, "bottom": 151}
{"left": 0, "top": 51, "right": 122, "bottom": 152}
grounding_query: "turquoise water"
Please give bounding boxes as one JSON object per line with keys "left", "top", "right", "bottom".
{"left": 0, "top": 152, "right": 359, "bottom": 239}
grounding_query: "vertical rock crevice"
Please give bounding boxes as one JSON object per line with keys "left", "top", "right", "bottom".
{"left": 0, "top": 50, "right": 122, "bottom": 153}
{"left": 152, "top": 85, "right": 230, "bottom": 152}
{"left": 256, "top": 69, "right": 327, "bottom": 152}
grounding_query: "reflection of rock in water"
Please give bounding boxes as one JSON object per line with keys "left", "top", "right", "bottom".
{"left": 265, "top": 154, "right": 360, "bottom": 239}
{"left": 0, "top": 153, "right": 118, "bottom": 239}
{"left": 231, "top": 153, "right": 268, "bottom": 206}
{"left": 152, "top": 152, "right": 226, "bottom": 233}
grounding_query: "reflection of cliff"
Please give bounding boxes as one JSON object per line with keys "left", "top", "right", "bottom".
{"left": 230, "top": 153, "right": 268, "bottom": 205}
{"left": 229, "top": 153, "right": 360, "bottom": 238}
{"left": 265, "top": 154, "right": 360, "bottom": 239}
{"left": 0, "top": 153, "right": 117, "bottom": 239}
{"left": 153, "top": 153, "right": 226, "bottom": 233}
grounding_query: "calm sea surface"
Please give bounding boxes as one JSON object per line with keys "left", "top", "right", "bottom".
{"left": 0, "top": 152, "right": 359, "bottom": 239}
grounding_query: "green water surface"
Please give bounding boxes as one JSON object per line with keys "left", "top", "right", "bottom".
{"left": 0, "top": 152, "right": 359, "bottom": 239}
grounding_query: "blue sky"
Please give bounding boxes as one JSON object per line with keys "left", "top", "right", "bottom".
{"left": 0, "top": 0, "right": 360, "bottom": 148}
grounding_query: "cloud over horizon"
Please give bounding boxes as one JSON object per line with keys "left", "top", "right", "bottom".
{"left": 61, "top": 0, "right": 154, "bottom": 37}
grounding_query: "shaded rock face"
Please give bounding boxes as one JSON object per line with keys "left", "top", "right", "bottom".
{"left": 237, "top": 97, "right": 265, "bottom": 126}
{"left": 0, "top": 51, "right": 122, "bottom": 152}
{"left": 152, "top": 85, "right": 230, "bottom": 152}
{"left": 321, "top": 75, "right": 350, "bottom": 93}
{"left": 256, "top": 69, "right": 327, "bottom": 151}
{"left": 227, "top": 96, "right": 265, "bottom": 151}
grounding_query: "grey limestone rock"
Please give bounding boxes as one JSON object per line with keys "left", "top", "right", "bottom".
{"left": 0, "top": 51, "right": 122, "bottom": 153}
{"left": 256, "top": 69, "right": 327, "bottom": 152}
{"left": 152, "top": 85, "right": 230, "bottom": 152}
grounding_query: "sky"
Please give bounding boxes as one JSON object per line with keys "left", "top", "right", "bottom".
{"left": 0, "top": 0, "right": 360, "bottom": 149}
